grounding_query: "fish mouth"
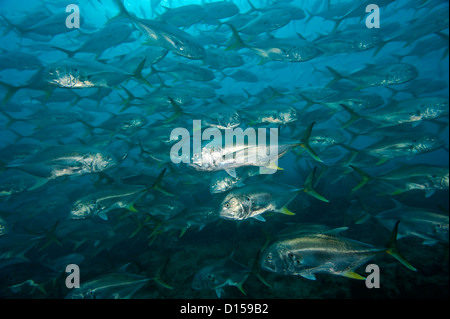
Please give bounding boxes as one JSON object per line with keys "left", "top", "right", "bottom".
{"left": 219, "top": 210, "right": 234, "bottom": 220}
{"left": 260, "top": 259, "right": 276, "bottom": 273}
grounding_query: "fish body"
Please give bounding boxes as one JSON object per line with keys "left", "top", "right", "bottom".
{"left": 0, "top": 51, "right": 43, "bottom": 70}
{"left": 363, "top": 134, "right": 445, "bottom": 162}
{"left": 219, "top": 168, "right": 328, "bottom": 221}
{"left": 219, "top": 183, "right": 300, "bottom": 221}
{"left": 210, "top": 166, "right": 260, "bottom": 194}
{"left": 351, "top": 164, "right": 449, "bottom": 197}
{"left": 42, "top": 59, "right": 141, "bottom": 88}
{"left": 70, "top": 185, "right": 149, "bottom": 220}
{"left": 260, "top": 222, "right": 416, "bottom": 280}
{"left": 159, "top": 4, "right": 206, "bottom": 27}
{"left": 188, "top": 122, "right": 321, "bottom": 175}
{"left": 65, "top": 273, "right": 150, "bottom": 299}
{"left": 376, "top": 201, "right": 449, "bottom": 245}
{"left": 239, "top": 9, "right": 293, "bottom": 35}
{"left": 7, "top": 146, "right": 117, "bottom": 180}
{"left": 192, "top": 254, "right": 250, "bottom": 298}
{"left": 240, "top": 103, "right": 298, "bottom": 125}
{"left": 327, "top": 63, "right": 418, "bottom": 89}
{"left": 114, "top": 0, "right": 206, "bottom": 60}
{"left": 0, "top": 169, "right": 48, "bottom": 197}
{"left": 366, "top": 97, "right": 449, "bottom": 127}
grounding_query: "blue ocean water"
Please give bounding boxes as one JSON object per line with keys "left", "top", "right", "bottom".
{"left": 0, "top": 0, "right": 448, "bottom": 299}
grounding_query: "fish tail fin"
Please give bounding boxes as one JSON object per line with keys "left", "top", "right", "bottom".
{"left": 298, "top": 121, "right": 323, "bottom": 162}
{"left": 9, "top": 118, "right": 29, "bottom": 140}
{"left": 225, "top": 24, "right": 248, "bottom": 51}
{"left": 129, "top": 215, "right": 151, "bottom": 238}
{"left": 325, "top": 66, "right": 345, "bottom": 88}
{"left": 119, "top": 85, "right": 139, "bottom": 112}
{"left": 50, "top": 46, "right": 76, "bottom": 58}
{"left": 148, "top": 167, "right": 174, "bottom": 197}
{"left": 372, "top": 41, "right": 387, "bottom": 57}
{"left": 245, "top": 0, "right": 260, "bottom": 14}
{"left": 151, "top": 258, "right": 173, "bottom": 290}
{"left": 137, "top": 137, "right": 152, "bottom": 156}
{"left": 385, "top": 221, "right": 417, "bottom": 271}
{"left": 267, "top": 85, "right": 288, "bottom": 101}
{"left": 250, "top": 248, "right": 272, "bottom": 288}
{"left": 77, "top": 118, "right": 96, "bottom": 137}
{"left": 349, "top": 165, "right": 373, "bottom": 192}
{"left": 0, "top": 109, "right": 19, "bottom": 128}
{"left": 219, "top": 70, "right": 228, "bottom": 81}
{"left": 38, "top": 220, "right": 63, "bottom": 251}
{"left": 236, "top": 282, "right": 247, "bottom": 295}
{"left": 0, "top": 15, "right": 14, "bottom": 36}
{"left": 330, "top": 16, "right": 345, "bottom": 33}
{"left": 339, "top": 103, "right": 363, "bottom": 128}
{"left": 164, "top": 97, "right": 184, "bottom": 123}
{"left": 337, "top": 143, "right": 361, "bottom": 166}
{"left": 0, "top": 80, "right": 20, "bottom": 104}
{"left": 112, "top": 0, "right": 134, "bottom": 21}
{"left": 297, "top": 92, "right": 316, "bottom": 111}
{"left": 0, "top": 14, "right": 24, "bottom": 37}
{"left": 133, "top": 58, "right": 153, "bottom": 88}
{"left": 300, "top": 167, "right": 329, "bottom": 202}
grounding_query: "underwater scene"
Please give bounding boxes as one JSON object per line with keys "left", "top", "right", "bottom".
{"left": 0, "top": 0, "right": 448, "bottom": 300}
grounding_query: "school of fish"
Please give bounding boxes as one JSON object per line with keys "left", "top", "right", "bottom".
{"left": 0, "top": 0, "right": 448, "bottom": 299}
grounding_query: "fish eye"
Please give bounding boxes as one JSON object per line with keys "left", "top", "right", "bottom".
{"left": 48, "top": 70, "right": 54, "bottom": 75}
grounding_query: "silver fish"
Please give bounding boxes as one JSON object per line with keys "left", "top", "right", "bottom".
{"left": 260, "top": 221, "right": 416, "bottom": 280}
{"left": 376, "top": 200, "right": 449, "bottom": 245}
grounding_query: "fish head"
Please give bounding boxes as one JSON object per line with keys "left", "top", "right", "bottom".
{"left": 70, "top": 200, "right": 95, "bottom": 219}
{"left": 66, "top": 288, "right": 96, "bottom": 299}
{"left": 43, "top": 65, "right": 80, "bottom": 87}
{"left": 419, "top": 98, "right": 449, "bottom": 119}
{"left": 433, "top": 222, "right": 449, "bottom": 243}
{"left": 190, "top": 145, "right": 222, "bottom": 171}
{"left": 219, "top": 194, "right": 250, "bottom": 220}
{"left": 260, "top": 242, "right": 287, "bottom": 273}
{"left": 90, "top": 153, "right": 117, "bottom": 172}
{"left": 279, "top": 107, "right": 298, "bottom": 124}
{"left": 386, "top": 64, "right": 418, "bottom": 84}
{"left": 210, "top": 174, "right": 234, "bottom": 193}
{"left": 169, "top": 35, "right": 206, "bottom": 60}
{"left": 192, "top": 266, "right": 222, "bottom": 291}
{"left": 217, "top": 111, "right": 241, "bottom": 129}
{"left": 412, "top": 136, "right": 444, "bottom": 154}
{"left": 121, "top": 117, "right": 145, "bottom": 130}
{"left": 439, "top": 171, "right": 449, "bottom": 189}
{"left": 0, "top": 217, "right": 7, "bottom": 236}
{"left": 260, "top": 241, "right": 309, "bottom": 275}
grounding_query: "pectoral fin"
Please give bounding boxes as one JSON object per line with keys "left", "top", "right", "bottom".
{"left": 225, "top": 168, "right": 236, "bottom": 178}
{"left": 300, "top": 274, "right": 316, "bottom": 280}
{"left": 341, "top": 271, "right": 365, "bottom": 280}
{"left": 98, "top": 211, "right": 108, "bottom": 221}
{"left": 126, "top": 204, "right": 138, "bottom": 212}
{"left": 236, "top": 282, "right": 247, "bottom": 296}
{"left": 279, "top": 206, "right": 295, "bottom": 216}
{"left": 252, "top": 215, "right": 266, "bottom": 222}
